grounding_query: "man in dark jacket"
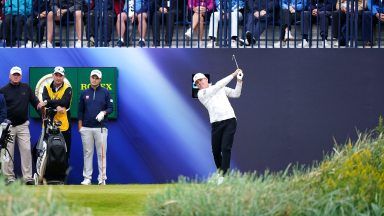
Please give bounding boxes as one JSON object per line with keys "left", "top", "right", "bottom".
{"left": 78, "top": 69, "right": 113, "bottom": 185}
{"left": 0, "top": 66, "right": 45, "bottom": 185}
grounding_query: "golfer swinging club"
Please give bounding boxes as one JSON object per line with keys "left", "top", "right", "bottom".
{"left": 193, "top": 68, "right": 244, "bottom": 183}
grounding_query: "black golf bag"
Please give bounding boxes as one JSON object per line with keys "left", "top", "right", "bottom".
{"left": 34, "top": 108, "right": 67, "bottom": 185}
{"left": 0, "top": 120, "right": 14, "bottom": 164}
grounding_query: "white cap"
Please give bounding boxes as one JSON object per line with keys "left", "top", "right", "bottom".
{"left": 53, "top": 66, "right": 65, "bottom": 75}
{"left": 10, "top": 66, "right": 22, "bottom": 75}
{"left": 193, "top": 73, "right": 207, "bottom": 83}
{"left": 90, "top": 69, "right": 102, "bottom": 79}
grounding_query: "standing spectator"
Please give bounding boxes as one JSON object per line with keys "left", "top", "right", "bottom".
{"left": 41, "top": 66, "right": 72, "bottom": 173}
{"left": 185, "top": 0, "right": 215, "bottom": 45}
{"left": 193, "top": 69, "right": 243, "bottom": 184}
{"left": 85, "top": 0, "right": 114, "bottom": 47}
{"left": 241, "top": 0, "right": 277, "bottom": 47}
{"left": 78, "top": 69, "right": 113, "bottom": 185}
{"left": 51, "top": 0, "right": 88, "bottom": 47}
{"left": 24, "top": 0, "right": 54, "bottom": 48}
{"left": 0, "top": 66, "right": 45, "bottom": 185}
{"left": 3, "top": 0, "right": 33, "bottom": 47}
{"left": 151, "top": 0, "right": 176, "bottom": 47}
{"left": 302, "top": 0, "right": 335, "bottom": 47}
{"left": 207, "top": 0, "right": 245, "bottom": 48}
{"left": 116, "top": 0, "right": 150, "bottom": 47}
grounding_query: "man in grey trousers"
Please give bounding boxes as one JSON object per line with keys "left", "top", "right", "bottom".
{"left": 0, "top": 66, "right": 45, "bottom": 185}
{"left": 78, "top": 69, "right": 113, "bottom": 185}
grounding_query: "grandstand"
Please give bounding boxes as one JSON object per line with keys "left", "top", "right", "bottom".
{"left": 0, "top": 0, "right": 383, "bottom": 48}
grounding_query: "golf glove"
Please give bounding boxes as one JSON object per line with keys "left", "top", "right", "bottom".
{"left": 95, "top": 112, "right": 105, "bottom": 122}
{"left": 237, "top": 71, "right": 244, "bottom": 80}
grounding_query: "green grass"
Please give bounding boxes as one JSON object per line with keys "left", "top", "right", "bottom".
{"left": 145, "top": 133, "right": 384, "bottom": 216}
{"left": 28, "top": 184, "right": 168, "bottom": 216}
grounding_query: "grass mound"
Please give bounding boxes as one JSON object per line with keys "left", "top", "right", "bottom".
{"left": 0, "top": 179, "right": 91, "bottom": 216}
{"left": 145, "top": 133, "right": 384, "bottom": 216}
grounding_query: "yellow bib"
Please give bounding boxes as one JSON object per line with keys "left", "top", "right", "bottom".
{"left": 45, "top": 83, "right": 71, "bottom": 131}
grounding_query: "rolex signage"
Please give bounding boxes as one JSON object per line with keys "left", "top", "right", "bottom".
{"left": 29, "top": 67, "right": 118, "bottom": 119}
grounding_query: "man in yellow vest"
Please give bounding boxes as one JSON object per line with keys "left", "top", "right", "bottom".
{"left": 41, "top": 66, "right": 72, "bottom": 181}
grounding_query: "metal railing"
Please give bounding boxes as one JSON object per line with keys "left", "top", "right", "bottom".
{"left": 0, "top": 0, "right": 383, "bottom": 48}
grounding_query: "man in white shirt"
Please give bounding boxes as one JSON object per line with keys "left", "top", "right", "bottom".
{"left": 193, "top": 69, "right": 243, "bottom": 177}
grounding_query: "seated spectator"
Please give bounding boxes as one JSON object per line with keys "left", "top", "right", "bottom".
{"left": 241, "top": 0, "right": 277, "bottom": 47}
{"left": 302, "top": 0, "right": 335, "bottom": 48}
{"left": 85, "top": 0, "right": 114, "bottom": 47}
{"left": 151, "top": 0, "right": 176, "bottom": 47}
{"left": 24, "top": 0, "right": 54, "bottom": 48}
{"left": 276, "top": 0, "right": 306, "bottom": 47}
{"left": 185, "top": 0, "right": 214, "bottom": 45}
{"left": 207, "top": 0, "right": 244, "bottom": 48}
{"left": 363, "top": 0, "right": 383, "bottom": 47}
{"left": 332, "top": 0, "right": 364, "bottom": 47}
{"left": 51, "top": 0, "right": 87, "bottom": 48}
{"left": 3, "top": 0, "right": 32, "bottom": 47}
{"left": 116, "top": 0, "right": 150, "bottom": 47}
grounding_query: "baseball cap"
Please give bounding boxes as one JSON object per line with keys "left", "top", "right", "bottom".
{"left": 90, "top": 69, "right": 102, "bottom": 79}
{"left": 10, "top": 66, "right": 22, "bottom": 75}
{"left": 53, "top": 66, "right": 65, "bottom": 75}
{"left": 193, "top": 73, "right": 207, "bottom": 83}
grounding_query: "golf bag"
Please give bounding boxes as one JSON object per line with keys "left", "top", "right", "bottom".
{"left": 34, "top": 108, "right": 67, "bottom": 185}
{"left": 0, "top": 120, "right": 14, "bottom": 164}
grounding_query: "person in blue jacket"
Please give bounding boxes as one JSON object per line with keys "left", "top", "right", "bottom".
{"left": 0, "top": 93, "right": 6, "bottom": 123}
{"left": 2, "top": 0, "right": 32, "bottom": 47}
{"left": 78, "top": 69, "right": 113, "bottom": 185}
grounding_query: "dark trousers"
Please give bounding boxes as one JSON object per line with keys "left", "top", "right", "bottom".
{"left": 332, "top": 11, "right": 363, "bottom": 46}
{"left": 62, "top": 128, "right": 71, "bottom": 161}
{"left": 211, "top": 118, "right": 237, "bottom": 175}
{"left": 152, "top": 10, "right": 175, "bottom": 45}
{"left": 86, "top": 9, "right": 114, "bottom": 46}
{"left": 302, "top": 10, "right": 331, "bottom": 40}
{"left": 25, "top": 16, "right": 48, "bottom": 44}
{"left": 280, "top": 9, "right": 302, "bottom": 40}
{"left": 3, "top": 14, "right": 26, "bottom": 46}
{"left": 246, "top": 13, "right": 272, "bottom": 41}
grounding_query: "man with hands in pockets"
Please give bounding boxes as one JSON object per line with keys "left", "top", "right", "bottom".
{"left": 78, "top": 69, "right": 113, "bottom": 185}
{"left": 193, "top": 68, "right": 244, "bottom": 184}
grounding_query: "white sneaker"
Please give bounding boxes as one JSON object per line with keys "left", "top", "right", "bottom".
{"left": 206, "top": 40, "right": 215, "bottom": 48}
{"left": 284, "top": 30, "right": 294, "bottom": 41}
{"left": 217, "top": 176, "right": 224, "bottom": 185}
{"left": 302, "top": 40, "right": 309, "bottom": 48}
{"left": 75, "top": 40, "right": 83, "bottom": 48}
{"left": 324, "top": 40, "right": 333, "bottom": 48}
{"left": 81, "top": 179, "right": 91, "bottom": 185}
{"left": 231, "top": 39, "right": 237, "bottom": 48}
{"left": 185, "top": 28, "right": 192, "bottom": 39}
{"left": 274, "top": 41, "right": 287, "bottom": 48}
{"left": 98, "top": 180, "right": 106, "bottom": 185}
{"left": 25, "top": 40, "right": 33, "bottom": 48}
{"left": 41, "top": 41, "right": 53, "bottom": 48}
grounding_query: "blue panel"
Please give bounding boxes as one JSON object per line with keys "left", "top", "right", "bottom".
{"left": 0, "top": 49, "right": 383, "bottom": 184}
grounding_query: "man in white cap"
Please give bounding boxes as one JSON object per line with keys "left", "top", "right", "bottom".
{"left": 78, "top": 69, "right": 113, "bottom": 185}
{"left": 41, "top": 66, "right": 73, "bottom": 183}
{"left": 193, "top": 68, "right": 244, "bottom": 184}
{"left": 0, "top": 66, "right": 45, "bottom": 185}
